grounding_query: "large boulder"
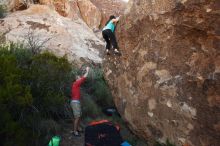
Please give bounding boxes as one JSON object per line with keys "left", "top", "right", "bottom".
{"left": 77, "top": 0, "right": 102, "bottom": 30}
{"left": 0, "top": 5, "right": 104, "bottom": 65}
{"left": 104, "top": 0, "right": 220, "bottom": 146}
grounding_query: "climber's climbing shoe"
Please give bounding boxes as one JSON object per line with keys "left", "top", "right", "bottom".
{"left": 114, "top": 49, "right": 121, "bottom": 56}
{"left": 106, "top": 49, "right": 110, "bottom": 55}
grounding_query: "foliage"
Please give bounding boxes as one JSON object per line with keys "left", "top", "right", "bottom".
{"left": 0, "top": 5, "right": 6, "bottom": 18}
{"left": 0, "top": 43, "right": 74, "bottom": 146}
{"left": 81, "top": 93, "right": 102, "bottom": 119}
{"left": 82, "top": 65, "right": 114, "bottom": 108}
{"left": 28, "top": 52, "right": 72, "bottom": 117}
{"left": 154, "top": 139, "right": 175, "bottom": 146}
{"left": 0, "top": 48, "right": 32, "bottom": 146}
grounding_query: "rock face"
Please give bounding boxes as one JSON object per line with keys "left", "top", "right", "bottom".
{"left": 2, "top": 0, "right": 78, "bottom": 19}
{"left": 0, "top": 5, "right": 104, "bottom": 65}
{"left": 39, "top": 0, "right": 53, "bottom": 5}
{"left": 90, "top": 0, "right": 126, "bottom": 28}
{"left": 67, "top": 0, "right": 82, "bottom": 20}
{"left": 104, "top": 0, "right": 220, "bottom": 146}
{"left": 2, "top": 0, "right": 33, "bottom": 11}
{"left": 77, "top": 0, "right": 102, "bottom": 30}
{"left": 52, "top": 0, "right": 79, "bottom": 19}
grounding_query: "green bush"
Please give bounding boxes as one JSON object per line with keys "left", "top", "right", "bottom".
{"left": 154, "top": 139, "right": 175, "bottom": 146}
{"left": 28, "top": 52, "right": 72, "bottom": 117}
{"left": 81, "top": 93, "right": 102, "bottom": 119}
{"left": 0, "top": 5, "right": 6, "bottom": 18}
{"left": 0, "top": 48, "right": 33, "bottom": 146}
{"left": 83, "top": 66, "right": 114, "bottom": 108}
{"left": 92, "top": 79, "right": 113, "bottom": 107}
{"left": 0, "top": 43, "right": 74, "bottom": 146}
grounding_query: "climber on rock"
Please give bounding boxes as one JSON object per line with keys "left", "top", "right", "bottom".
{"left": 70, "top": 66, "right": 90, "bottom": 137}
{"left": 102, "top": 15, "right": 121, "bottom": 56}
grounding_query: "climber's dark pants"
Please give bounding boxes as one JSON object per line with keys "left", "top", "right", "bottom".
{"left": 102, "top": 29, "right": 118, "bottom": 50}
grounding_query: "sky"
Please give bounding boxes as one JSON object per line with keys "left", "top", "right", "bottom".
{"left": 121, "top": 0, "right": 129, "bottom": 2}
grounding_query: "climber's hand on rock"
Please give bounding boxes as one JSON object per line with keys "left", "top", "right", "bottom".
{"left": 86, "top": 67, "right": 90, "bottom": 72}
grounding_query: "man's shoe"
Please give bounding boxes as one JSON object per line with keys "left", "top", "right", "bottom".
{"left": 73, "top": 131, "right": 81, "bottom": 137}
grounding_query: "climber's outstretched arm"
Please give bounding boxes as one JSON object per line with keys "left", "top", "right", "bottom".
{"left": 112, "top": 16, "right": 120, "bottom": 23}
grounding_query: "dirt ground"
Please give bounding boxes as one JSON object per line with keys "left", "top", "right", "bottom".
{"left": 60, "top": 122, "right": 84, "bottom": 146}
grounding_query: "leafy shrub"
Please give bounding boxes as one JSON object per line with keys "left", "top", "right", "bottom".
{"left": 0, "top": 43, "right": 74, "bottom": 146}
{"left": 0, "top": 48, "right": 33, "bottom": 146}
{"left": 92, "top": 79, "right": 113, "bottom": 107}
{"left": 81, "top": 92, "right": 103, "bottom": 119}
{"left": 37, "top": 119, "right": 62, "bottom": 145}
{"left": 83, "top": 65, "right": 114, "bottom": 108}
{"left": 27, "top": 52, "right": 72, "bottom": 117}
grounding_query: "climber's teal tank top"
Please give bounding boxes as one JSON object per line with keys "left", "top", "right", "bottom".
{"left": 103, "top": 21, "right": 115, "bottom": 32}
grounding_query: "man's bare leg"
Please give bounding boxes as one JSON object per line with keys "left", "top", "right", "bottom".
{"left": 77, "top": 118, "right": 83, "bottom": 132}
{"left": 74, "top": 117, "right": 80, "bottom": 132}
{"left": 73, "top": 117, "right": 80, "bottom": 136}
